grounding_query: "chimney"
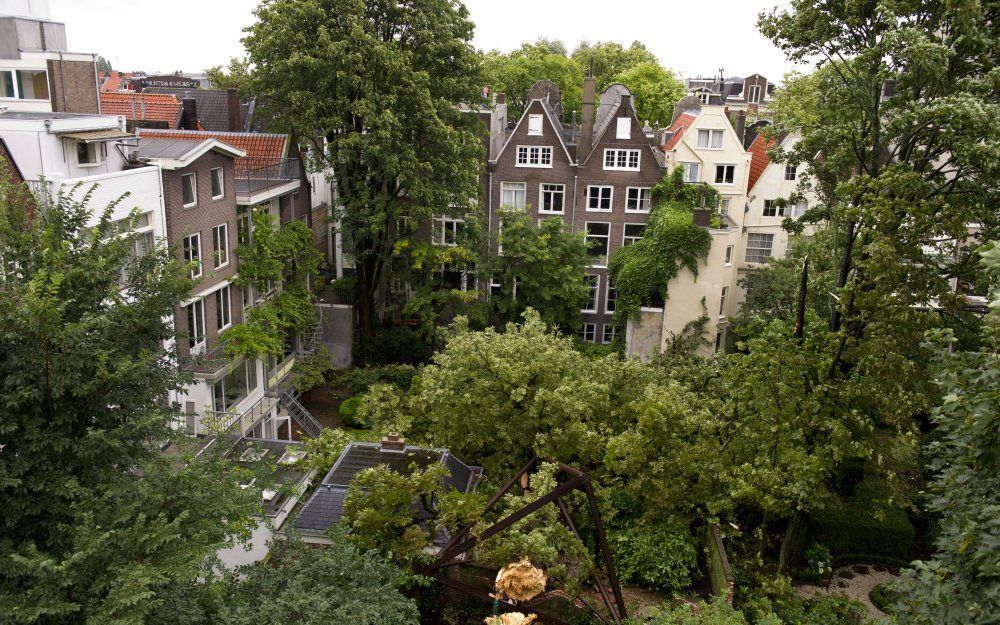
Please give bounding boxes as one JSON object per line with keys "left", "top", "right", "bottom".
{"left": 733, "top": 110, "right": 746, "bottom": 145}
{"left": 580, "top": 70, "right": 596, "bottom": 155}
{"left": 226, "top": 87, "right": 242, "bottom": 132}
{"left": 180, "top": 98, "right": 198, "bottom": 130}
{"left": 381, "top": 432, "right": 406, "bottom": 451}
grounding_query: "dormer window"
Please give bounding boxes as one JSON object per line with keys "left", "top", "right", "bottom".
{"left": 616, "top": 117, "right": 631, "bottom": 139}
{"left": 747, "top": 84, "right": 761, "bottom": 103}
{"left": 697, "top": 92, "right": 710, "bottom": 104}
{"left": 527, "top": 114, "right": 543, "bottom": 136}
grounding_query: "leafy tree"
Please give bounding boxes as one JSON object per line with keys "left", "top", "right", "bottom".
{"left": 204, "top": 56, "right": 253, "bottom": 94}
{"left": 894, "top": 244, "right": 1000, "bottom": 625}
{"left": 244, "top": 0, "right": 485, "bottom": 345}
{"left": 481, "top": 43, "right": 583, "bottom": 120}
{"left": 491, "top": 212, "right": 590, "bottom": 331}
{"left": 0, "top": 182, "right": 259, "bottom": 623}
{"left": 96, "top": 55, "right": 112, "bottom": 74}
{"left": 570, "top": 40, "right": 658, "bottom": 89}
{"left": 613, "top": 61, "right": 684, "bottom": 126}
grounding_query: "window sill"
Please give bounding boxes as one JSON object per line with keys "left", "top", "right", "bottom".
{"left": 603, "top": 166, "right": 641, "bottom": 172}
{"left": 211, "top": 194, "right": 225, "bottom": 200}
{"left": 515, "top": 164, "right": 553, "bottom": 168}
{"left": 183, "top": 203, "right": 198, "bottom": 209}
{"left": 76, "top": 162, "right": 102, "bottom": 168}
{"left": 585, "top": 208, "right": 612, "bottom": 213}
{"left": 538, "top": 210, "right": 565, "bottom": 215}
{"left": 624, "top": 208, "right": 650, "bottom": 214}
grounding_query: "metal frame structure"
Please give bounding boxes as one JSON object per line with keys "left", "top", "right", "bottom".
{"left": 415, "top": 457, "right": 627, "bottom": 625}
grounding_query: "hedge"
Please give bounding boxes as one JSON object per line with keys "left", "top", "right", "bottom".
{"left": 810, "top": 480, "right": 915, "bottom": 560}
{"left": 608, "top": 522, "right": 698, "bottom": 594}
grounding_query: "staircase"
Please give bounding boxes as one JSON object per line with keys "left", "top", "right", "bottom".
{"left": 300, "top": 309, "right": 324, "bottom": 355}
{"left": 277, "top": 390, "right": 323, "bottom": 438}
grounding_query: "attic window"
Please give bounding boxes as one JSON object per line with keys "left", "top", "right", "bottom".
{"left": 747, "top": 84, "right": 761, "bottom": 103}
{"left": 697, "top": 92, "right": 710, "bottom": 104}
{"left": 616, "top": 117, "right": 630, "bottom": 139}
{"left": 527, "top": 114, "right": 543, "bottom": 136}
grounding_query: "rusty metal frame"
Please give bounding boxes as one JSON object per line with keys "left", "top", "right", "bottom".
{"left": 416, "top": 457, "right": 627, "bottom": 625}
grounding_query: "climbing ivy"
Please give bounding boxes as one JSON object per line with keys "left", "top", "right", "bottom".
{"left": 608, "top": 168, "right": 715, "bottom": 324}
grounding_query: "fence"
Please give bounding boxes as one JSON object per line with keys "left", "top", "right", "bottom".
{"left": 234, "top": 158, "right": 300, "bottom": 199}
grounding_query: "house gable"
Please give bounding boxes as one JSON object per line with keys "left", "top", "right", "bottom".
{"left": 493, "top": 98, "right": 573, "bottom": 166}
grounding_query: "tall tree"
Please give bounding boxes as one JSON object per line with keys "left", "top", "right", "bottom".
{"left": 481, "top": 43, "right": 583, "bottom": 120}
{"left": 614, "top": 61, "right": 685, "bottom": 127}
{"left": 95, "top": 55, "right": 112, "bottom": 74}
{"left": 570, "top": 40, "right": 658, "bottom": 88}
{"left": 244, "top": 0, "right": 485, "bottom": 344}
{"left": 0, "top": 182, "right": 260, "bottom": 623}
{"left": 204, "top": 56, "right": 254, "bottom": 94}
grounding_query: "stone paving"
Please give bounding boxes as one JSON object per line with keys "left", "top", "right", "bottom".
{"left": 795, "top": 563, "right": 899, "bottom": 622}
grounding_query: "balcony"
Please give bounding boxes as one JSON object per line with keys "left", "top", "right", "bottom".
{"left": 180, "top": 339, "right": 230, "bottom": 375}
{"left": 235, "top": 158, "right": 301, "bottom": 204}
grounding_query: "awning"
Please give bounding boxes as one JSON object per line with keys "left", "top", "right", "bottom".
{"left": 56, "top": 129, "right": 135, "bottom": 142}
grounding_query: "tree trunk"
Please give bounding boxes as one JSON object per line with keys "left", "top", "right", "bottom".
{"left": 356, "top": 254, "right": 374, "bottom": 346}
{"left": 794, "top": 256, "right": 809, "bottom": 345}
{"left": 778, "top": 511, "right": 810, "bottom": 572}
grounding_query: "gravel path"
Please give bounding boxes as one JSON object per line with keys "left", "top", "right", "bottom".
{"left": 795, "top": 564, "right": 899, "bottom": 622}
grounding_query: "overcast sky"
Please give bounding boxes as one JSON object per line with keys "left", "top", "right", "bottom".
{"left": 50, "top": 0, "right": 805, "bottom": 82}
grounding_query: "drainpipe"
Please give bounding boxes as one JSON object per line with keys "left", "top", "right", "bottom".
{"left": 57, "top": 51, "right": 67, "bottom": 112}
{"left": 487, "top": 169, "right": 493, "bottom": 235}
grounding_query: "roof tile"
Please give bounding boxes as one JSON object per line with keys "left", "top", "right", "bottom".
{"left": 747, "top": 133, "right": 775, "bottom": 192}
{"left": 661, "top": 113, "right": 697, "bottom": 151}
{"left": 137, "top": 128, "right": 288, "bottom": 172}
{"left": 100, "top": 92, "right": 181, "bottom": 127}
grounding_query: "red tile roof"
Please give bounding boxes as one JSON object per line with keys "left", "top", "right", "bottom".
{"left": 747, "top": 132, "right": 775, "bottom": 192}
{"left": 661, "top": 113, "right": 696, "bottom": 151}
{"left": 101, "top": 92, "right": 182, "bottom": 126}
{"left": 137, "top": 129, "right": 289, "bottom": 172}
{"left": 100, "top": 71, "right": 133, "bottom": 92}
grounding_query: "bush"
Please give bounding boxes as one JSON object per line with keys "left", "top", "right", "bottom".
{"left": 810, "top": 479, "right": 915, "bottom": 560}
{"left": 644, "top": 599, "right": 750, "bottom": 625}
{"left": 868, "top": 582, "right": 897, "bottom": 614}
{"left": 359, "top": 326, "right": 431, "bottom": 365}
{"left": 337, "top": 364, "right": 419, "bottom": 395}
{"left": 339, "top": 396, "right": 368, "bottom": 428}
{"left": 608, "top": 522, "right": 698, "bottom": 594}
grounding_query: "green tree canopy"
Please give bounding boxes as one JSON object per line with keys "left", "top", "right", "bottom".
{"left": 204, "top": 56, "right": 253, "bottom": 95}
{"left": 481, "top": 43, "right": 583, "bottom": 120}
{"left": 614, "top": 61, "right": 685, "bottom": 127}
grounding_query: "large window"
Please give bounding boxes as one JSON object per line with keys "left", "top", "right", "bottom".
{"left": 603, "top": 149, "right": 640, "bottom": 170}
{"left": 623, "top": 223, "right": 645, "bottom": 246}
{"left": 516, "top": 145, "right": 552, "bottom": 167}
{"left": 181, "top": 173, "right": 198, "bottom": 207}
{"left": 212, "top": 223, "right": 229, "bottom": 268}
{"left": 527, "top": 114, "right": 543, "bottom": 135}
{"left": 625, "top": 187, "right": 651, "bottom": 212}
{"left": 583, "top": 274, "right": 600, "bottom": 312}
{"left": 76, "top": 141, "right": 98, "bottom": 166}
{"left": 682, "top": 162, "right": 701, "bottom": 183}
{"left": 578, "top": 323, "right": 597, "bottom": 342}
{"left": 747, "top": 84, "right": 761, "bottom": 103}
{"left": 211, "top": 360, "right": 256, "bottom": 413}
{"left": 763, "top": 199, "right": 785, "bottom": 217}
{"left": 432, "top": 216, "right": 464, "bottom": 246}
{"left": 715, "top": 164, "right": 735, "bottom": 184}
{"left": 744, "top": 233, "right": 775, "bottom": 263}
{"left": 183, "top": 233, "right": 202, "bottom": 278}
{"left": 0, "top": 69, "right": 49, "bottom": 100}
{"left": 697, "top": 129, "right": 724, "bottom": 149}
{"left": 585, "top": 222, "right": 610, "bottom": 265}
{"left": 500, "top": 182, "right": 526, "bottom": 210}
{"left": 186, "top": 299, "right": 206, "bottom": 350}
{"left": 539, "top": 183, "right": 565, "bottom": 213}
{"left": 586, "top": 185, "right": 613, "bottom": 212}
{"left": 210, "top": 167, "right": 225, "bottom": 198}
{"left": 216, "top": 285, "right": 231, "bottom": 330}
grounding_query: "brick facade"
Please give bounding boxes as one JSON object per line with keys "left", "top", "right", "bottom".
{"left": 46, "top": 59, "right": 100, "bottom": 114}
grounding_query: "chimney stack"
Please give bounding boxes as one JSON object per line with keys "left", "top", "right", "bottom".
{"left": 180, "top": 97, "right": 198, "bottom": 130}
{"left": 226, "top": 87, "right": 242, "bottom": 132}
{"left": 733, "top": 110, "right": 746, "bottom": 146}
{"left": 381, "top": 433, "right": 406, "bottom": 451}
{"left": 580, "top": 70, "right": 596, "bottom": 156}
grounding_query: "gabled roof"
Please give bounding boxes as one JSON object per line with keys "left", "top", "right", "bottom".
{"left": 100, "top": 92, "right": 182, "bottom": 127}
{"left": 138, "top": 137, "right": 245, "bottom": 169}
{"left": 662, "top": 113, "right": 697, "bottom": 151}
{"left": 493, "top": 97, "right": 574, "bottom": 165}
{"left": 137, "top": 128, "right": 288, "bottom": 171}
{"left": 747, "top": 133, "right": 775, "bottom": 191}
{"left": 99, "top": 71, "right": 133, "bottom": 92}
{"left": 144, "top": 87, "right": 248, "bottom": 132}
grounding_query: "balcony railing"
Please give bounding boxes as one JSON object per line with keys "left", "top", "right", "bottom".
{"left": 235, "top": 158, "right": 300, "bottom": 200}
{"left": 180, "top": 339, "right": 230, "bottom": 374}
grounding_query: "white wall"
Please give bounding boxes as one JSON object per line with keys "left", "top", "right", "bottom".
{"left": 0, "top": 114, "right": 128, "bottom": 182}
{"left": 0, "top": 0, "right": 51, "bottom": 19}
{"left": 59, "top": 165, "right": 166, "bottom": 238}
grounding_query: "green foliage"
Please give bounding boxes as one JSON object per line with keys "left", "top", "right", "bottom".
{"left": 290, "top": 346, "right": 333, "bottom": 393}
{"left": 608, "top": 522, "right": 698, "bottom": 593}
{"left": 302, "top": 428, "right": 352, "bottom": 475}
{"left": 482, "top": 42, "right": 583, "bottom": 120}
{"left": 335, "top": 364, "right": 419, "bottom": 395}
{"left": 359, "top": 326, "right": 433, "bottom": 365}
{"left": 204, "top": 56, "right": 254, "bottom": 95}
{"left": 338, "top": 396, "right": 367, "bottom": 428}
{"left": 614, "top": 61, "right": 685, "bottom": 126}
{"left": 570, "top": 40, "right": 659, "bottom": 92}
{"left": 810, "top": 479, "right": 915, "bottom": 561}
{"left": 96, "top": 55, "right": 112, "bottom": 73}
{"left": 642, "top": 600, "right": 750, "bottom": 625}
{"left": 609, "top": 168, "right": 713, "bottom": 323}
{"left": 492, "top": 213, "right": 590, "bottom": 331}
{"left": 869, "top": 582, "right": 897, "bottom": 615}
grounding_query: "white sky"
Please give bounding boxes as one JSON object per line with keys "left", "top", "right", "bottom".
{"left": 49, "top": 0, "right": 804, "bottom": 81}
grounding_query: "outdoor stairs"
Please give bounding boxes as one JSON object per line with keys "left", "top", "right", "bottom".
{"left": 301, "top": 311, "right": 324, "bottom": 354}
{"left": 277, "top": 390, "right": 323, "bottom": 439}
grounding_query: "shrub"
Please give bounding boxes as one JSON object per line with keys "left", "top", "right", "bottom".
{"left": 608, "top": 522, "right": 698, "bottom": 594}
{"left": 336, "top": 364, "right": 418, "bottom": 395}
{"left": 868, "top": 581, "right": 898, "bottom": 614}
{"left": 644, "top": 599, "right": 750, "bottom": 625}
{"left": 810, "top": 479, "right": 915, "bottom": 560}
{"left": 359, "top": 326, "right": 431, "bottom": 365}
{"left": 339, "top": 396, "right": 368, "bottom": 428}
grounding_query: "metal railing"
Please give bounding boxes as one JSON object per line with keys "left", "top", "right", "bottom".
{"left": 179, "top": 339, "right": 230, "bottom": 374}
{"left": 235, "top": 158, "right": 301, "bottom": 199}
{"left": 197, "top": 393, "right": 280, "bottom": 458}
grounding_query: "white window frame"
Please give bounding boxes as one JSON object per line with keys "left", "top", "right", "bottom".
{"left": 616, "top": 117, "right": 631, "bottom": 139}
{"left": 625, "top": 187, "right": 651, "bottom": 213}
{"left": 697, "top": 92, "right": 710, "bottom": 104}
{"left": 682, "top": 162, "right": 701, "bottom": 183}
{"left": 515, "top": 145, "right": 553, "bottom": 168}
{"left": 717, "top": 197, "right": 731, "bottom": 215}
{"left": 697, "top": 129, "right": 724, "bottom": 149}
{"left": 747, "top": 84, "right": 761, "bottom": 103}
{"left": 181, "top": 173, "right": 198, "bottom": 207}
{"left": 784, "top": 164, "right": 797, "bottom": 181}
{"left": 187, "top": 298, "right": 206, "bottom": 350}
{"left": 601, "top": 324, "right": 617, "bottom": 345}
{"left": 605, "top": 284, "right": 617, "bottom": 313}
{"left": 586, "top": 185, "right": 613, "bottom": 212}
{"left": 622, "top": 223, "right": 645, "bottom": 246}
{"left": 583, "top": 274, "right": 600, "bottom": 313}
{"left": 527, "top": 114, "right": 543, "bottom": 136}
{"left": 585, "top": 221, "right": 611, "bottom": 267}
{"left": 183, "top": 233, "right": 202, "bottom": 278}
{"left": 603, "top": 148, "right": 641, "bottom": 171}
{"left": 500, "top": 182, "right": 526, "bottom": 211}
{"left": 212, "top": 223, "right": 229, "bottom": 269}
{"left": 432, "top": 216, "right": 464, "bottom": 246}
{"left": 75, "top": 141, "right": 100, "bottom": 166}
{"left": 763, "top": 199, "right": 785, "bottom": 217}
{"left": 216, "top": 285, "right": 232, "bottom": 330}
{"left": 578, "top": 323, "right": 597, "bottom": 343}
{"left": 744, "top": 233, "right": 775, "bottom": 264}
{"left": 210, "top": 167, "right": 225, "bottom": 199}
{"left": 538, "top": 183, "right": 565, "bottom": 214}
{"left": 714, "top": 164, "right": 736, "bottom": 185}
{"left": 719, "top": 286, "right": 729, "bottom": 318}
{"left": 0, "top": 69, "right": 50, "bottom": 100}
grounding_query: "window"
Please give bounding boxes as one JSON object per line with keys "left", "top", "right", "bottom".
{"left": 0, "top": 71, "right": 13, "bottom": 98}
{"left": 432, "top": 217, "right": 464, "bottom": 246}
{"left": 724, "top": 245, "right": 733, "bottom": 265}
{"left": 211, "top": 360, "right": 254, "bottom": 412}
{"left": 606, "top": 284, "right": 617, "bottom": 312}
{"left": 715, "top": 164, "right": 735, "bottom": 184}
{"left": 527, "top": 114, "right": 543, "bottom": 135}
{"left": 216, "top": 285, "right": 231, "bottom": 330}
{"left": 539, "top": 183, "right": 565, "bottom": 213}
{"left": 236, "top": 205, "right": 251, "bottom": 245}
{"left": 583, "top": 274, "right": 600, "bottom": 312}
{"left": 75, "top": 141, "right": 98, "bottom": 165}
{"left": 616, "top": 117, "right": 631, "bottom": 139}
{"left": 602, "top": 324, "right": 617, "bottom": 344}
{"left": 623, "top": 223, "right": 645, "bottom": 246}
{"left": 747, "top": 84, "right": 761, "bottom": 103}
{"left": 715, "top": 331, "right": 724, "bottom": 353}
{"left": 1, "top": 69, "right": 49, "bottom": 100}
{"left": 626, "top": 187, "right": 651, "bottom": 212}
{"left": 697, "top": 129, "right": 724, "bottom": 149}
{"left": 586, "top": 185, "right": 613, "bottom": 212}
{"left": 516, "top": 145, "right": 552, "bottom": 167}
{"left": 763, "top": 200, "right": 785, "bottom": 217}
{"left": 585, "top": 222, "right": 610, "bottom": 265}
{"left": 578, "top": 323, "right": 597, "bottom": 342}
{"left": 604, "top": 149, "right": 640, "bottom": 170}
{"left": 212, "top": 223, "right": 229, "bottom": 268}
{"left": 719, "top": 286, "right": 728, "bottom": 317}
{"left": 186, "top": 299, "right": 206, "bottom": 350}
{"left": 697, "top": 92, "right": 710, "bottom": 104}
{"left": 717, "top": 197, "right": 731, "bottom": 215}
{"left": 181, "top": 173, "right": 197, "bottom": 207}
{"left": 784, "top": 164, "right": 797, "bottom": 181}
{"left": 183, "top": 233, "right": 202, "bottom": 278}
{"left": 792, "top": 199, "right": 808, "bottom": 218}
{"left": 682, "top": 162, "right": 701, "bottom": 183}
{"left": 210, "top": 167, "right": 225, "bottom": 198}
{"left": 744, "top": 233, "right": 775, "bottom": 263}
{"left": 500, "top": 182, "right": 526, "bottom": 210}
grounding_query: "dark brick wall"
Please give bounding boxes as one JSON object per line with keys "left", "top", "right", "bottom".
{"left": 47, "top": 59, "right": 99, "bottom": 114}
